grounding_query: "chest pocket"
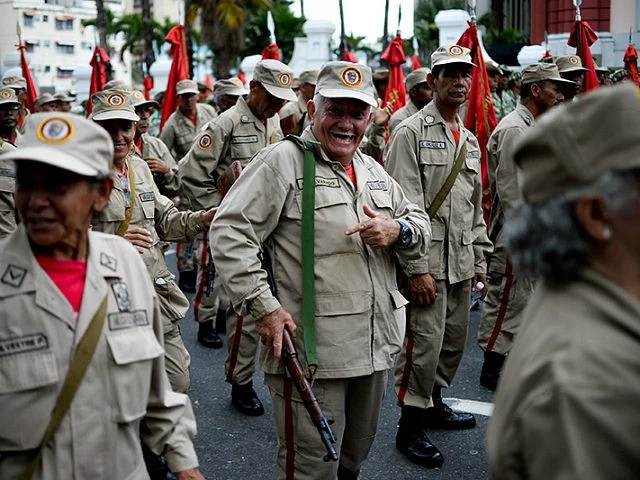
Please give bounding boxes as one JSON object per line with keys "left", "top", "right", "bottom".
{"left": 138, "top": 191, "right": 155, "bottom": 220}
{"left": 107, "top": 328, "right": 163, "bottom": 423}
{"left": 369, "top": 190, "right": 394, "bottom": 215}
{"left": 465, "top": 150, "right": 481, "bottom": 174}
{"left": 0, "top": 351, "right": 59, "bottom": 450}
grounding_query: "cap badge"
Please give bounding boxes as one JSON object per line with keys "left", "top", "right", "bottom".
{"left": 448, "top": 45, "right": 464, "bottom": 56}
{"left": 0, "top": 89, "right": 12, "bottom": 99}
{"left": 37, "top": 117, "right": 74, "bottom": 145}
{"left": 278, "top": 73, "right": 292, "bottom": 87}
{"left": 568, "top": 56, "right": 580, "bottom": 65}
{"left": 197, "top": 133, "right": 213, "bottom": 150}
{"left": 106, "top": 92, "right": 126, "bottom": 108}
{"left": 132, "top": 91, "right": 144, "bottom": 101}
{"left": 341, "top": 67, "right": 363, "bottom": 88}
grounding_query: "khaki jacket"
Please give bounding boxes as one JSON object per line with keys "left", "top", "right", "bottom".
{"left": 92, "top": 156, "right": 206, "bottom": 322}
{"left": 360, "top": 121, "right": 386, "bottom": 161}
{"left": 486, "top": 103, "right": 534, "bottom": 274}
{"left": 210, "top": 128, "right": 431, "bottom": 379}
{"left": 487, "top": 268, "right": 640, "bottom": 480}
{"left": 159, "top": 103, "right": 217, "bottom": 160}
{"left": 385, "top": 100, "right": 492, "bottom": 283}
{"left": 0, "top": 140, "right": 16, "bottom": 238}
{"left": 179, "top": 96, "right": 283, "bottom": 210}
{"left": 0, "top": 227, "right": 198, "bottom": 478}
{"left": 136, "top": 134, "right": 181, "bottom": 198}
{"left": 388, "top": 100, "right": 419, "bottom": 137}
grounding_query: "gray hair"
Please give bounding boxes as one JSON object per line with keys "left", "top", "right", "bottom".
{"left": 505, "top": 170, "right": 639, "bottom": 281}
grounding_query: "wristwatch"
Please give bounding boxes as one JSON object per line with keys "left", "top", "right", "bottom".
{"left": 395, "top": 220, "right": 412, "bottom": 247}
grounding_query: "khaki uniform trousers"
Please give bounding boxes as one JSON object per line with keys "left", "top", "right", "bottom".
{"left": 395, "top": 279, "right": 472, "bottom": 408}
{"left": 265, "top": 370, "right": 388, "bottom": 480}
{"left": 478, "top": 270, "right": 535, "bottom": 355}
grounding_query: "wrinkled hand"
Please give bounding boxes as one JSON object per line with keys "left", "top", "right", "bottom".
{"left": 409, "top": 273, "right": 438, "bottom": 306}
{"left": 144, "top": 157, "right": 170, "bottom": 175}
{"left": 372, "top": 98, "right": 395, "bottom": 126}
{"left": 174, "top": 468, "right": 205, "bottom": 480}
{"left": 200, "top": 207, "right": 217, "bottom": 228}
{"left": 473, "top": 273, "right": 488, "bottom": 300}
{"left": 123, "top": 228, "right": 153, "bottom": 253}
{"left": 345, "top": 205, "right": 401, "bottom": 249}
{"left": 256, "top": 307, "right": 297, "bottom": 359}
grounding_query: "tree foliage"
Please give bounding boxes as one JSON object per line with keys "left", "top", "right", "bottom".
{"left": 414, "top": 0, "right": 465, "bottom": 64}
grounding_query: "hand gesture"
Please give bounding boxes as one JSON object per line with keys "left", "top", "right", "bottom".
{"left": 345, "top": 205, "right": 401, "bottom": 249}
{"left": 144, "top": 157, "right": 170, "bottom": 175}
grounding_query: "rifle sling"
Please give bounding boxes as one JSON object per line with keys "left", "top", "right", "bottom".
{"left": 20, "top": 295, "right": 109, "bottom": 480}
{"left": 426, "top": 142, "right": 467, "bottom": 218}
{"left": 116, "top": 156, "right": 136, "bottom": 237}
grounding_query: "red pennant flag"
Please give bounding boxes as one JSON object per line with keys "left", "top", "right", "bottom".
{"left": 540, "top": 49, "right": 553, "bottom": 61}
{"left": 261, "top": 43, "right": 281, "bottom": 60}
{"left": 143, "top": 76, "right": 154, "bottom": 100}
{"left": 411, "top": 55, "right": 422, "bottom": 71}
{"left": 16, "top": 44, "right": 38, "bottom": 113}
{"left": 457, "top": 22, "right": 498, "bottom": 223}
{"left": 160, "top": 25, "right": 189, "bottom": 131}
{"left": 568, "top": 20, "right": 600, "bottom": 92}
{"left": 341, "top": 51, "right": 358, "bottom": 63}
{"left": 237, "top": 69, "right": 247, "bottom": 86}
{"left": 87, "top": 47, "right": 110, "bottom": 117}
{"left": 624, "top": 45, "right": 640, "bottom": 86}
{"left": 381, "top": 34, "right": 407, "bottom": 116}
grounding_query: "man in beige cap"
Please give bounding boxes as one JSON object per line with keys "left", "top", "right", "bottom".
{"left": 478, "top": 63, "right": 574, "bottom": 391}
{"left": 386, "top": 44, "right": 493, "bottom": 468}
{"left": 388, "top": 67, "right": 432, "bottom": 136}
{"left": 0, "top": 88, "right": 19, "bottom": 239}
{"left": 36, "top": 93, "right": 58, "bottom": 112}
{"left": 179, "top": 59, "right": 293, "bottom": 411}
{"left": 54, "top": 91, "right": 74, "bottom": 112}
{"left": 212, "top": 77, "right": 246, "bottom": 114}
{"left": 0, "top": 87, "right": 20, "bottom": 146}
{"left": 555, "top": 54, "right": 589, "bottom": 98}
{"left": 160, "top": 79, "right": 218, "bottom": 294}
{"left": 210, "top": 60, "right": 430, "bottom": 480}
{"left": 2, "top": 76, "right": 29, "bottom": 128}
{"left": 197, "top": 80, "right": 212, "bottom": 104}
{"left": 279, "top": 69, "right": 318, "bottom": 135}
{"left": 0, "top": 111, "right": 204, "bottom": 480}
{"left": 488, "top": 82, "right": 640, "bottom": 480}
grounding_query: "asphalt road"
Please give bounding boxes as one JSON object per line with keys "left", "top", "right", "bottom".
{"left": 168, "top": 254, "right": 494, "bottom": 480}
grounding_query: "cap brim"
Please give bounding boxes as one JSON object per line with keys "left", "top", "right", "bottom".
{"left": 91, "top": 110, "right": 140, "bottom": 121}
{"left": 4, "top": 83, "right": 24, "bottom": 90}
{"left": 317, "top": 88, "right": 378, "bottom": 108}
{"left": 217, "top": 88, "right": 247, "bottom": 97}
{"left": 262, "top": 83, "right": 298, "bottom": 102}
{"left": 134, "top": 100, "right": 160, "bottom": 109}
{"left": 548, "top": 77, "right": 578, "bottom": 86}
{"left": 559, "top": 66, "right": 589, "bottom": 73}
{"left": 176, "top": 89, "right": 199, "bottom": 95}
{"left": 1, "top": 146, "right": 101, "bottom": 177}
{"left": 0, "top": 100, "right": 20, "bottom": 106}
{"left": 433, "top": 59, "right": 477, "bottom": 68}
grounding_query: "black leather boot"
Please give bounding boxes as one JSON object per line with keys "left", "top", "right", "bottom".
{"left": 231, "top": 382, "right": 264, "bottom": 416}
{"left": 396, "top": 406, "right": 444, "bottom": 468}
{"left": 197, "top": 320, "right": 223, "bottom": 349}
{"left": 480, "top": 351, "right": 506, "bottom": 391}
{"left": 424, "top": 387, "right": 476, "bottom": 430}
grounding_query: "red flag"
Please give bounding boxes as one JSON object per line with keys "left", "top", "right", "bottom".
{"left": 624, "top": 45, "right": 640, "bottom": 86}
{"left": 261, "top": 43, "right": 281, "bottom": 60}
{"left": 87, "top": 47, "right": 110, "bottom": 117}
{"left": 411, "top": 55, "right": 422, "bottom": 71}
{"left": 568, "top": 20, "right": 600, "bottom": 92}
{"left": 540, "top": 49, "right": 553, "bottom": 61}
{"left": 458, "top": 22, "right": 498, "bottom": 223}
{"left": 143, "top": 76, "right": 154, "bottom": 100}
{"left": 341, "top": 51, "right": 358, "bottom": 63}
{"left": 237, "top": 69, "right": 247, "bottom": 86}
{"left": 380, "top": 34, "right": 407, "bottom": 116}
{"left": 16, "top": 44, "right": 37, "bottom": 113}
{"left": 160, "top": 25, "right": 189, "bottom": 131}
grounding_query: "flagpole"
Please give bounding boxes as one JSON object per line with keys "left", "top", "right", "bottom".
{"left": 468, "top": 0, "right": 477, "bottom": 26}
{"left": 573, "top": 0, "right": 582, "bottom": 21}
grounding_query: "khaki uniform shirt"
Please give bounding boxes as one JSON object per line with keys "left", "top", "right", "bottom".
{"left": 487, "top": 268, "right": 640, "bottom": 480}
{"left": 486, "top": 104, "right": 534, "bottom": 274}
{"left": 92, "top": 156, "right": 206, "bottom": 321}
{"left": 0, "top": 226, "right": 198, "bottom": 478}
{"left": 279, "top": 94, "right": 309, "bottom": 134}
{"left": 210, "top": 128, "right": 431, "bottom": 379}
{"left": 0, "top": 140, "right": 17, "bottom": 238}
{"left": 360, "top": 121, "right": 386, "bottom": 161}
{"left": 135, "top": 134, "right": 181, "bottom": 198}
{"left": 159, "top": 103, "right": 217, "bottom": 161}
{"left": 179, "top": 96, "right": 283, "bottom": 210}
{"left": 385, "top": 100, "right": 492, "bottom": 283}
{"left": 388, "top": 100, "right": 419, "bottom": 137}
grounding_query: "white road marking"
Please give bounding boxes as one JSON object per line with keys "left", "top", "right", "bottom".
{"left": 444, "top": 398, "right": 494, "bottom": 417}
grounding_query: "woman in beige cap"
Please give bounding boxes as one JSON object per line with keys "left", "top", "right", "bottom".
{"left": 0, "top": 112, "right": 204, "bottom": 479}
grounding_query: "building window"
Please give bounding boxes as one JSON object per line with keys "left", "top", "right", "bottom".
{"left": 43, "top": 15, "right": 48, "bottom": 22}
{"left": 44, "top": 66, "right": 51, "bottom": 73}
{"left": 25, "top": 42, "right": 36, "bottom": 53}
{"left": 43, "top": 40, "right": 50, "bottom": 47}
{"left": 55, "top": 18, "right": 74, "bottom": 30}
{"left": 57, "top": 67, "right": 74, "bottom": 79}
{"left": 23, "top": 13, "right": 34, "bottom": 28}
{"left": 56, "top": 43, "right": 75, "bottom": 54}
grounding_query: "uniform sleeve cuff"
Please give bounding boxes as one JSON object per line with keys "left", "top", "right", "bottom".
{"left": 249, "top": 291, "right": 282, "bottom": 320}
{"left": 402, "top": 260, "right": 430, "bottom": 276}
{"left": 165, "top": 446, "right": 199, "bottom": 474}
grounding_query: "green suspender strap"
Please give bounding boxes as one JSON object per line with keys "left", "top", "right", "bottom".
{"left": 284, "top": 135, "right": 319, "bottom": 379}
{"left": 20, "top": 295, "right": 109, "bottom": 480}
{"left": 115, "top": 156, "right": 136, "bottom": 237}
{"left": 426, "top": 142, "right": 467, "bottom": 218}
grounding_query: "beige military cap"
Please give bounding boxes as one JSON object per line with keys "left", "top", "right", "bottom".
{"left": 593, "top": 62, "right": 609, "bottom": 74}
{"left": 2, "top": 75, "right": 27, "bottom": 90}
{"left": 555, "top": 55, "right": 589, "bottom": 74}
{"left": 131, "top": 89, "right": 159, "bottom": 109}
{"left": 253, "top": 59, "right": 297, "bottom": 102}
{"left": 520, "top": 63, "right": 576, "bottom": 86}
{"left": 197, "top": 80, "right": 212, "bottom": 91}
{"left": 405, "top": 67, "right": 431, "bottom": 90}
{"left": 315, "top": 61, "right": 377, "bottom": 107}
{"left": 431, "top": 45, "right": 476, "bottom": 68}
{"left": 54, "top": 92, "right": 74, "bottom": 102}
{"left": 213, "top": 78, "right": 246, "bottom": 97}
{"left": 299, "top": 70, "right": 319, "bottom": 86}
{"left": 36, "top": 93, "right": 57, "bottom": 107}
{"left": 90, "top": 89, "right": 140, "bottom": 122}
{"left": 0, "top": 88, "right": 20, "bottom": 106}
{"left": 1, "top": 113, "right": 113, "bottom": 177}
{"left": 103, "top": 79, "right": 132, "bottom": 91}
{"left": 176, "top": 79, "right": 199, "bottom": 96}
{"left": 514, "top": 83, "right": 640, "bottom": 204}
{"left": 486, "top": 60, "right": 503, "bottom": 75}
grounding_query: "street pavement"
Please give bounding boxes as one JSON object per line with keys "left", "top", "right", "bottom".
{"left": 169, "top": 253, "right": 494, "bottom": 480}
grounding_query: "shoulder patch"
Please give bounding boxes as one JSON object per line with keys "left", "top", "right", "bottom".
{"left": 100, "top": 252, "right": 117, "bottom": 272}
{"left": 419, "top": 140, "right": 446, "bottom": 150}
{"left": 0, "top": 333, "right": 48, "bottom": 357}
{"left": 197, "top": 133, "right": 213, "bottom": 150}
{"left": 1, "top": 265, "right": 26, "bottom": 288}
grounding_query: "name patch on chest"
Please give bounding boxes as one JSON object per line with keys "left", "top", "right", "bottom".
{"left": 0, "top": 168, "right": 15, "bottom": 178}
{"left": 366, "top": 179, "right": 388, "bottom": 191}
{"left": 0, "top": 333, "right": 48, "bottom": 357}
{"left": 419, "top": 140, "right": 446, "bottom": 150}
{"left": 139, "top": 191, "right": 154, "bottom": 202}
{"left": 467, "top": 150, "right": 480, "bottom": 159}
{"left": 296, "top": 177, "right": 340, "bottom": 190}
{"left": 108, "top": 311, "right": 149, "bottom": 330}
{"left": 232, "top": 135, "right": 259, "bottom": 144}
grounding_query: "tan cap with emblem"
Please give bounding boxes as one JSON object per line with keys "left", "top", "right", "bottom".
{"left": 1, "top": 112, "right": 113, "bottom": 177}
{"left": 213, "top": 78, "right": 246, "bottom": 97}
{"left": 431, "top": 45, "right": 476, "bottom": 68}
{"left": 131, "top": 89, "right": 159, "bottom": 109}
{"left": 555, "top": 55, "right": 589, "bottom": 74}
{"left": 315, "top": 61, "right": 377, "bottom": 108}
{"left": 90, "top": 89, "right": 140, "bottom": 122}
{"left": 514, "top": 83, "right": 640, "bottom": 204}
{"left": 521, "top": 63, "right": 576, "bottom": 86}
{"left": 36, "top": 93, "right": 57, "bottom": 107}
{"left": 54, "top": 92, "right": 74, "bottom": 102}
{"left": 253, "top": 59, "right": 297, "bottom": 102}
{"left": 0, "top": 88, "right": 20, "bottom": 106}
{"left": 2, "top": 75, "right": 27, "bottom": 90}
{"left": 405, "top": 67, "right": 431, "bottom": 90}
{"left": 103, "top": 79, "right": 132, "bottom": 91}
{"left": 176, "top": 79, "right": 199, "bottom": 96}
